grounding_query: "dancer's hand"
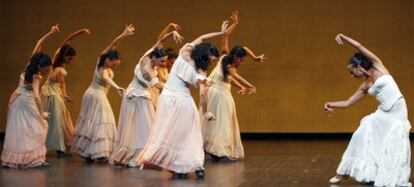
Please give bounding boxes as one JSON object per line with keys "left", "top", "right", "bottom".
{"left": 42, "top": 112, "right": 50, "bottom": 119}
{"left": 204, "top": 112, "right": 216, "bottom": 121}
{"left": 83, "top": 28, "right": 91, "bottom": 35}
{"left": 335, "top": 34, "right": 344, "bottom": 45}
{"left": 256, "top": 54, "right": 267, "bottom": 62}
{"left": 169, "top": 23, "right": 181, "bottom": 31}
{"left": 324, "top": 102, "right": 335, "bottom": 116}
{"left": 50, "top": 24, "right": 60, "bottom": 33}
{"left": 172, "top": 31, "right": 184, "bottom": 43}
{"left": 237, "top": 87, "right": 247, "bottom": 95}
{"left": 64, "top": 96, "right": 74, "bottom": 103}
{"left": 122, "top": 24, "right": 135, "bottom": 36}
{"left": 247, "top": 87, "right": 256, "bottom": 94}
{"left": 221, "top": 20, "right": 230, "bottom": 33}
{"left": 117, "top": 88, "right": 125, "bottom": 96}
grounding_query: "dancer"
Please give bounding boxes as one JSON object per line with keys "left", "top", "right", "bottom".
{"left": 71, "top": 25, "right": 134, "bottom": 162}
{"left": 42, "top": 28, "right": 90, "bottom": 158}
{"left": 202, "top": 11, "right": 266, "bottom": 161}
{"left": 138, "top": 21, "right": 231, "bottom": 179}
{"left": 325, "top": 34, "right": 411, "bottom": 186}
{"left": 110, "top": 24, "right": 183, "bottom": 167}
{"left": 1, "top": 24, "right": 59, "bottom": 168}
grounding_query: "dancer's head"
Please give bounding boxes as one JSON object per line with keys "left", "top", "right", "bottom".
{"left": 98, "top": 50, "right": 121, "bottom": 69}
{"left": 149, "top": 48, "right": 167, "bottom": 66}
{"left": 191, "top": 43, "right": 219, "bottom": 71}
{"left": 165, "top": 48, "right": 178, "bottom": 68}
{"left": 53, "top": 45, "right": 76, "bottom": 68}
{"left": 25, "top": 52, "right": 52, "bottom": 84}
{"left": 347, "top": 53, "right": 372, "bottom": 79}
{"left": 222, "top": 46, "right": 247, "bottom": 80}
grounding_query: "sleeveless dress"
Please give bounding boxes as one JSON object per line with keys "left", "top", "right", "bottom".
{"left": 110, "top": 56, "right": 156, "bottom": 166}
{"left": 71, "top": 63, "right": 117, "bottom": 159}
{"left": 202, "top": 55, "right": 244, "bottom": 160}
{"left": 41, "top": 67, "right": 74, "bottom": 152}
{"left": 336, "top": 74, "right": 411, "bottom": 186}
{"left": 1, "top": 74, "right": 48, "bottom": 168}
{"left": 138, "top": 43, "right": 210, "bottom": 173}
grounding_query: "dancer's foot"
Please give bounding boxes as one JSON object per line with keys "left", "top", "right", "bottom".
{"left": 97, "top": 157, "right": 109, "bottom": 162}
{"left": 84, "top": 157, "right": 94, "bottom": 163}
{"left": 195, "top": 170, "right": 205, "bottom": 179}
{"left": 329, "top": 175, "right": 345, "bottom": 184}
{"left": 172, "top": 172, "right": 188, "bottom": 179}
{"left": 56, "top": 150, "right": 73, "bottom": 158}
{"left": 211, "top": 154, "right": 220, "bottom": 162}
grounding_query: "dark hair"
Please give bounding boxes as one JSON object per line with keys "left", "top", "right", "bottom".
{"left": 165, "top": 48, "right": 178, "bottom": 60}
{"left": 222, "top": 46, "right": 247, "bottom": 81}
{"left": 53, "top": 45, "right": 76, "bottom": 68}
{"left": 348, "top": 53, "right": 372, "bottom": 70}
{"left": 98, "top": 50, "right": 120, "bottom": 68}
{"left": 149, "top": 48, "right": 166, "bottom": 58}
{"left": 190, "top": 43, "right": 219, "bottom": 71}
{"left": 24, "top": 52, "right": 52, "bottom": 85}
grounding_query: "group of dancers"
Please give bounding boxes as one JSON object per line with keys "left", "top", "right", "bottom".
{"left": 0, "top": 11, "right": 411, "bottom": 186}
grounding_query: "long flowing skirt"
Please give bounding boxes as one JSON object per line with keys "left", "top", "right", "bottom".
{"left": 336, "top": 98, "right": 411, "bottom": 186}
{"left": 71, "top": 88, "right": 117, "bottom": 159}
{"left": 43, "top": 94, "right": 74, "bottom": 151}
{"left": 138, "top": 89, "right": 204, "bottom": 173}
{"left": 1, "top": 92, "right": 48, "bottom": 168}
{"left": 110, "top": 95, "right": 154, "bottom": 166}
{"left": 202, "top": 85, "right": 244, "bottom": 160}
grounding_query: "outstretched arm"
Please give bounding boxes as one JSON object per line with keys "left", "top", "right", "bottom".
{"left": 335, "top": 34, "right": 384, "bottom": 68}
{"left": 101, "top": 24, "right": 135, "bottom": 55}
{"left": 53, "top": 28, "right": 90, "bottom": 63}
{"left": 31, "top": 24, "right": 60, "bottom": 56}
{"left": 228, "top": 67, "right": 256, "bottom": 94}
{"left": 243, "top": 46, "right": 266, "bottom": 62}
{"left": 221, "top": 11, "right": 239, "bottom": 54}
{"left": 324, "top": 82, "right": 368, "bottom": 115}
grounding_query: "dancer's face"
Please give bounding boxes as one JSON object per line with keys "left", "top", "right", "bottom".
{"left": 232, "top": 57, "right": 244, "bottom": 68}
{"left": 153, "top": 56, "right": 167, "bottom": 66}
{"left": 347, "top": 64, "right": 364, "bottom": 79}
{"left": 64, "top": 55, "right": 75, "bottom": 64}
{"left": 106, "top": 59, "right": 121, "bottom": 68}
{"left": 40, "top": 65, "right": 52, "bottom": 76}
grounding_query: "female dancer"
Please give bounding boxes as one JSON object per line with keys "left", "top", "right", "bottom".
{"left": 202, "top": 11, "right": 266, "bottom": 161}
{"left": 325, "top": 34, "right": 411, "bottom": 186}
{"left": 138, "top": 20, "right": 231, "bottom": 180}
{"left": 110, "top": 24, "right": 183, "bottom": 167}
{"left": 1, "top": 24, "right": 59, "bottom": 168}
{"left": 42, "top": 28, "right": 90, "bottom": 157}
{"left": 71, "top": 25, "right": 134, "bottom": 162}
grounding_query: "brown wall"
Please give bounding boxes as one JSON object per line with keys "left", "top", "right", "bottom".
{"left": 1, "top": 0, "right": 413, "bottom": 133}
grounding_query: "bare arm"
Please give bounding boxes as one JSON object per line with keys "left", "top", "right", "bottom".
{"left": 32, "top": 75, "right": 47, "bottom": 118}
{"left": 228, "top": 67, "right": 256, "bottom": 94}
{"left": 53, "top": 28, "right": 90, "bottom": 63}
{"left": 243, "top": 46, "right": 266, "bottom": 62}
{"left": 102, "top": 68, "right": 124, "bottom": 95}
{"left": 324, "top": 82, "right": 368, "bottom": 115}
{"left": 335, "top": 34, "right": 384, "bottom": 68}
{"left": 101, "top": 25, "right": 135, "bottom": 55}
{"left": 157, "top": 23, "right": 181, "bottom": 41}
{"left": 221, "top": 11, "right": 239, "bottom": 54}
{"left": 31, "top": 24, "right": 60, "bottom": 56}
{"left": 230, "top": 78, "right": 247, "bottom": 95}
{"left": 56, "top": 71, "right": 74, "bottom": 102}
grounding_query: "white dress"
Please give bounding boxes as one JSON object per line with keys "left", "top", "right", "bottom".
{"left": 110, "top": 55, "right": 156, "bottom": 166}
{"left": 336, "top": 74, "right": 411, "bottom": 186}
{"left": 138, "top": 43, "right": 210, "bottom": 173}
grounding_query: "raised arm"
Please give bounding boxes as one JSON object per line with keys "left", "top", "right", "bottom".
{"left": 31, "top": 24, "right": 60, "bottom": 56}
{"left": 228, "top": 67, "right": 256, "bottom": 94}
{"left": 53, "top": 28, "right": 91, "bottom": 63}
{"left": 157, "top": 23, "right": 181, "bottom": 41}
{"left": 101, "top": 24, "right": 135, "bottom": 55}
{"left": 152, "top": 30, "right": 183, "bottom": 51}
{"left": 335, "top": 34, "right": 384, "bottom": 67}
{"left": 324, "top": 82, "right": 368, "bottom": 115}
{"left": 221, "top": 11, "right": 239, "bottom": 54}
{"left": 243, "top": 46, "right": 266, "bottom": 62}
